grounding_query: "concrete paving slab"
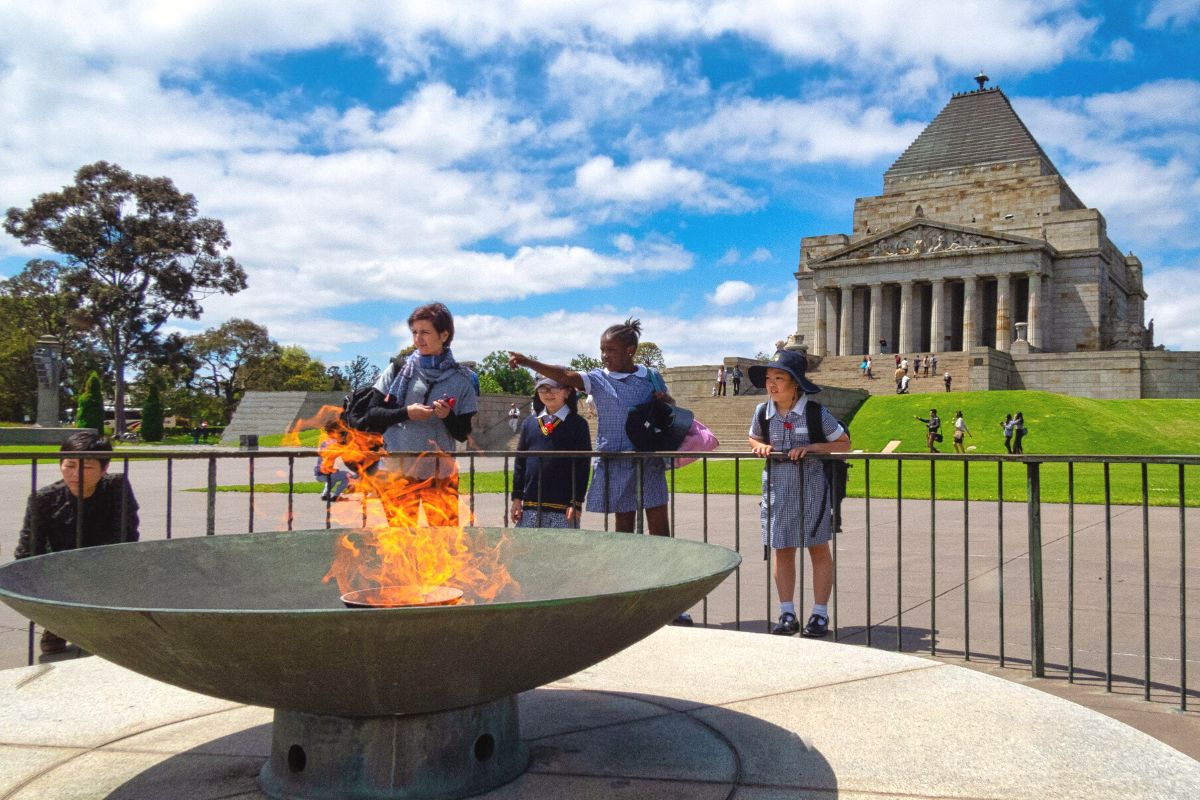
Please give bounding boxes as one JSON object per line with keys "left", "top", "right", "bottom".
{"left": 0, "top": 657, "right": 239, "bottom": 748}
{"left": 518, "top": 687, "right": 672, "bottom": 741}
{"left": 561, "top": 626, "right": 941, "bottom": 709}
{"left": 707, "top": 656, "right": 1199, "bottom": 800}
{"left": 5, "top": 749, "right": 264, "bottom": 800}
{"left": 110, "top": 706, "right": 271, "bottom": 757}
{"left": 2, "top": 627, "right": 1195, "bottom": 799}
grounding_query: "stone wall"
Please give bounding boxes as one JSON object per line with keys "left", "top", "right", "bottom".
{"left": 964, "top": 348, "right": 1200, "bottom": 399}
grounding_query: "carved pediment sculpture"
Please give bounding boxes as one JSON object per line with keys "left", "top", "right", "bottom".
{"left": 817, "top": 223, "right": 1043, "bottom": 264}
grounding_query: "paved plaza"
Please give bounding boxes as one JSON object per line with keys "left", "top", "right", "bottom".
{"left": 1, "top": 450, "right": 1197, "bottom": 762}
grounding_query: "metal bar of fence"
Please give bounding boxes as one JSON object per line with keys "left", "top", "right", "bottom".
{"left": 993, "top": 455, "right": 1003, "bottom": 671}
{"left": 1105, "top": 462, "right": 1113, "bottom": 692}
{"left": 896, "top": 461, "right": 903, "bottom": 652}
{"left": 1068, "top": 462, "right": 1075, "bottom": 683}
{"left": 998, "top": 461, "right": 1005, "bottom": 668}
{"left": 206, "top": 457, "right": 216, "bottom": 536}
{"left": 119, "top": 457, "right": 130, "bottom": 543}
{"left": 28, "top": 458, "right": 37, "bottom": 666}
{"left": 1180, "top": 463, "right": 1189, "bottom": 712}
{"left": 963, "top": 459, "right": 970, "bottom": 661}
{"left": 930, "top": 458, "right": 937, "bottom": 657}
{"left": 734, "top": 456, "right": 741, "bottom": 632}
{"left": 248, "top": 455, "right": 255, "bottom": 534}
{"left": 1142, "top": 462, "right": 1151, "bottom": 701}
{"left": 670, "top": 461, "right": 677, "bottom": 539}
{"left": 469, "top": 455, "right": 476, "bottom": 524}
{"left": 701, "top": 457, "right": 708, "bottom": 624}
{"left": 765, "top": 459, "right": 772, "bottom": 634}
{"left": 798, "top": 458, "right": 805, "bottom": 632}
{"left": 503, "top": 456, "right": 509, "bottom": 529}
{"left": 1027, "top": 461, "right": 1045, "bottom": 678}
{"left": 287, "top": 457, "right": 294, "bottom": 532}
{"left": 865, "top": 458, "right": 872, "bottom": 648}
{"left": 166, "top": 458, "right": 174, "bottom": 539}
{"left": 635, "top": 459, "right": 644, "bottom": 535}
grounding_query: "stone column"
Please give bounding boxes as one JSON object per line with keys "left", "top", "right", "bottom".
{"left": 868, "top": 283, "right": 882, "bottom": 354}
{"left": 898, "top": 281, "right": 913, "bottom": 355}
{"left": 1027, "top": 272, "right": 1042, "bottom": 349}
{"left": 813, "top": 289, "right": 827, "bottom": 356}
{"left": 995, "top": 273, "right": 1012, "bottom": 352}
{"left": 839, "top": 286, "right": 854, "bottom": 356}
{"left": 825, "top": 290, "right": 838, "bottom": 357}
{"left": 962, "top": 277, "right": 977, "bottom": 351}
{"left": 930, "top": 278, "right": 944, "bottom": 353}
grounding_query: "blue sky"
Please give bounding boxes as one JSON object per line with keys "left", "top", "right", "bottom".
{"left": 2, "top": 1, "right": 1199, "bottom": 370}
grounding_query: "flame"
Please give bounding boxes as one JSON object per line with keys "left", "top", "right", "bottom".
{"left": 287, "top": 405, "right": 518, "bottom": 606}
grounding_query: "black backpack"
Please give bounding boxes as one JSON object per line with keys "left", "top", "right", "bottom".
{"left": 756, "top": 400, "right": 851, "bottom": 524}
{"left": 341, "top": 385, "right": 391, "bottom": 434}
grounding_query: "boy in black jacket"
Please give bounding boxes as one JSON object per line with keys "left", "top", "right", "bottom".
{"left": 510, "top": 377, "right": 591, "bottom": 528}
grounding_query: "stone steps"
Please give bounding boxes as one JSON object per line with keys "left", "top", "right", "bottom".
{"left": 809, "top": 353, "right": 972, "bottom": 395}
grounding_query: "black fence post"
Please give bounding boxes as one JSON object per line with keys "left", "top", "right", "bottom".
{"left": 1026, "top": 460, "right": 1045, "bottom": 678}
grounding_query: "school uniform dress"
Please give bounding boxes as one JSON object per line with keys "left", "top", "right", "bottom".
{"left": 581, "top": 366, "right": 669, "bottom": 514}
{"left": 749, "top": 397, "right": 844, "bottom": 549}
{"left": 512, "top": 406, "right": 591, "bottom": 529}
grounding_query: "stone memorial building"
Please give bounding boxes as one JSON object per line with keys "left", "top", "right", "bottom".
{"left": 794, "top": 76, "right": 1151, "bottom": 359}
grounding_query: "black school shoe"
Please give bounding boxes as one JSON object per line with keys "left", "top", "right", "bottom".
{"left": 801, "top": 614, "right": 829, "bottom": 638}
{"left": 771, "top": 612, "right": 799, "bottom": 635}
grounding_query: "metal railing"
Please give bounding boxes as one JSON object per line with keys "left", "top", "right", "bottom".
{"left": 5, "top": 447, "right": 1196, "bottom": 712}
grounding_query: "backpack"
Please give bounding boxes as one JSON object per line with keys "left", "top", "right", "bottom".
{"left": 756, "top": 399, "right": 851, "bottom": 510}
{"left": 341, "top": 385, "right": 392, "bottom": 434}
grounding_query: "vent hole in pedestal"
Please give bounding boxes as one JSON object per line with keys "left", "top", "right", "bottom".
{"left": 474, "top": 734, "right": 495, "bottom": 762}
{"left": 287, "top": 744, "right": 307, "bottom": 772}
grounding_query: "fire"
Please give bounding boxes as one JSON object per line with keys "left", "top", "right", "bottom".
{"left": 285, "top": 407, "right": 518, "bottom": 606}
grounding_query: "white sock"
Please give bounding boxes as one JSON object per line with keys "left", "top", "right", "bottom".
{"left": 780, "top": 601, "right": 796, "bottom": 615}
{"left": 811, "top": 603, "right": 828, "bottom": 619}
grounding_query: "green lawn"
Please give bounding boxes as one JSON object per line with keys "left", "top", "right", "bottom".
{"left": 184, "top": 391, "right": 1200, "bottom": 506}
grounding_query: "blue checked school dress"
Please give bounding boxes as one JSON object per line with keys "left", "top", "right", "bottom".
{"left": 582, "top": 367, "right": 669, "bottom": 514}
{"left": 749, "top": 398, "right": 844, "bottom": 549}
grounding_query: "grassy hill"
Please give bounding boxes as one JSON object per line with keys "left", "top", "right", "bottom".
{"left": 666, "top": 391, "right": 1200, "bottom": 506}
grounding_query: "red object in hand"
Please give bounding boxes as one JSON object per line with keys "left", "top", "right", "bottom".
{"left": 783, "top": 422, "right": 793, "bottom": 429}
{"left": 446, "top": 397, "right": 456, "bottom": 409}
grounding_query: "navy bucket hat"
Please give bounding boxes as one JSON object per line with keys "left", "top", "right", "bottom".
{"left": 748, "top": 350, "right": 822, "bottom": 394}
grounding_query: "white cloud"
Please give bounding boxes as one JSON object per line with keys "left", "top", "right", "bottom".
{"left": 709, "top": 280, "right": 756, "bottom": 305}
{"left": 448, "top": 286, "right": 798, "bottom": 366}
{"left": 1105, "top": 38, "right": 1135, "bottom": 62}
{"left": 334, "top": 83, "right": 536, "bottom": 165}
{"left": 748, "top": 247, "right": 772, "bottom": 263}
{"left": 717, "top": 248, "right": 740, "bottom": 266}
{"left": 574, "top": 155, "right": 755, "bottom": 212}
{"left": 547, "top": 50, "right": 668, "bottom": 118}
{"left": 1014, "top": 83, "right": 1200, "bottom": 249}
{"left": 665, "top": 96, "right": 924, "bottom": 166}
{"left": 1144, "top": 268, "right": 1200, "bottom": 350}
{"left": 1146, "top": 0, "right": 1200, "bottom": 29}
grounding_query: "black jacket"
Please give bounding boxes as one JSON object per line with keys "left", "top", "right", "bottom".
{"left": 512, "top": 413, "right": 591, "bottom": 510}
{"left": 15, "top": 473, "right": 140, "bottom": 559}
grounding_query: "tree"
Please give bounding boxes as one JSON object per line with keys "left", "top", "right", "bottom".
{"left": 76, "top": 371, "right": 104, "bottom": 432}
{"left": 140, "top": 382, "right": 164, "bottom": 442}
{"left": 570, "top": 353, "right": 602, "bottom": 372}
{"left": 242, "top": 345, "right": 335, "bottom": 392}
{"left": 4, "top": 161, "right": 248, "bottom": 434}
{"left": 190, "top": 319, "right": 274, "bottom": 418}
{"left": 479, "top": 350, "right": 535, "bottom": 395}
{"left": 634, "top": 341, "right": 666, "bottom": 370}
{"left": 0, "top": 259, "right": 109, "bottom": 421}
{"left": 337, "top": 355, "right": 381, "bottom": 392}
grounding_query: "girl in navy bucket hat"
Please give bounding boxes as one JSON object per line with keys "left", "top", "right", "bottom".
{"left": 747, "top": 350, "right": 850, "bottom": 638}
